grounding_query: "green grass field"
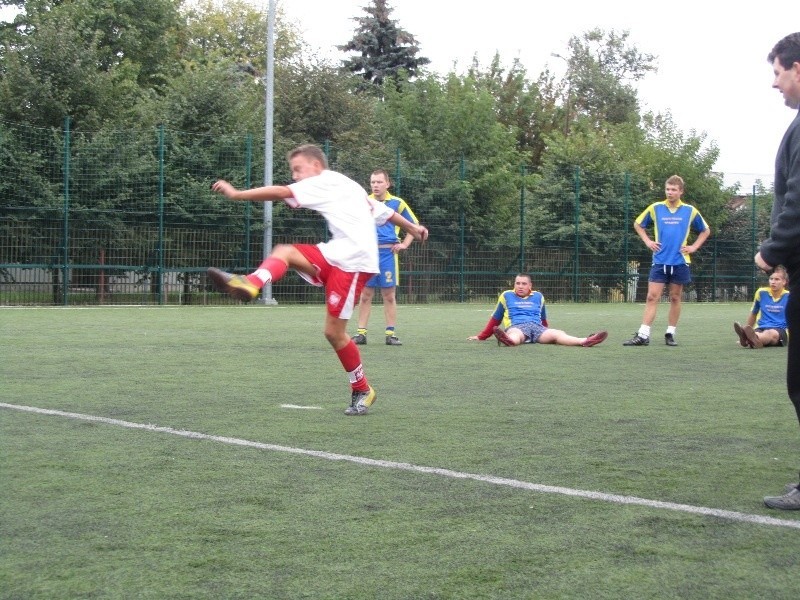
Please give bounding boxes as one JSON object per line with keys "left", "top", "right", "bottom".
{"left": 2, "top": 302, "right": 799, "bottom": 599}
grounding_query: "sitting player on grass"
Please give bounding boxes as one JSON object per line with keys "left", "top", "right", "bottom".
{"left": 733, "top": 266, "right": 790, "bottom": 349}
{"left": 467, "top": 273, "right": 608, "bottom": 347}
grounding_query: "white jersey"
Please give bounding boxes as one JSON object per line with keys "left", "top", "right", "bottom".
{"left": 286, "top": 170, "right": 394, "bottom": 273}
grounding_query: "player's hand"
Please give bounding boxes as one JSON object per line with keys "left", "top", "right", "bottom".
{"left": 211, "top": 180, "right": 238, "bottom": 198}
{"left": 467, "top": 335, "right": 481, "bottom": 341}
{"left": 754, "top": 252, "right": 773, "bottom": 273}
{"left": 414, "top": 225, "right": 429, "bottom": 243}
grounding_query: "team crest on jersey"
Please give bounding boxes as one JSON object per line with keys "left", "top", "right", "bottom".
{"left": 328, "top": 292, "right": 341, "bottom": 308}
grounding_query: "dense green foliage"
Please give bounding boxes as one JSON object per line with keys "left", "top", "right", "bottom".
{"left": 0, "top": 0, "right": 742, "bottom": 260}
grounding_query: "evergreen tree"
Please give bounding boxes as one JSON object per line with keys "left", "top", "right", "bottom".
{"left": 338, "top": 0, "right": 429, "bottom": 89}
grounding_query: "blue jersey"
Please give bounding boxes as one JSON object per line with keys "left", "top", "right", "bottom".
{"left": 491, "top": 290, "right": 547, "bottom": 329}
{"left": 370, "top": 193, "right": 418, "bottom": 244}
{"left": 751, "top": 287, "right": 789, "bottom": 329}
{"left": 636, "top": 200, "right": 708, "bottom": 265}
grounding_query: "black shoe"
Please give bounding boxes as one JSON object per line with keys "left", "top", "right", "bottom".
{"left": 622, "top": 333, "right": 649, "bottom": 346}
{"left": 352, "top": 333, "right": 367, "bottom": 345}
{"left": 385, "top": 335, "right": 402, "bottom": 346}
{"left": 665, "top": 333, "right": 678, "bottom": 346}
{"left": 764, "top": 487, "right": 800, "bottom": 510}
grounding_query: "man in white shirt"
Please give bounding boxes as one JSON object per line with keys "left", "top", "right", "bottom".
{"left": 208, "top": 144, "right": 428, "bottom": 416}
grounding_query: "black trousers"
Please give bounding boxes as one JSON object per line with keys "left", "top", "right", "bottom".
{"left": 787, "top": 281, "right": 800, "bottom": 424}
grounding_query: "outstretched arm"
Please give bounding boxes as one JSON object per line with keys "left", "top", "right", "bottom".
{"left": 212, "top": 180, "right": 293, "bottom": 202}
{"left": 467, "top": 316, "right": 503, "bottom": 341}
{"left": 388, "top": 212, "right": 428, "bottom": 242}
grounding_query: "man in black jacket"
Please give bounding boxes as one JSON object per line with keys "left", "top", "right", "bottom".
{"left": 755, "top": 32, "right": 800, "bottom": 510}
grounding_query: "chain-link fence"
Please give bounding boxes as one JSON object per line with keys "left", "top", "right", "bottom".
{"left": 0, "top": 119, "right": 771, "bottom": 306}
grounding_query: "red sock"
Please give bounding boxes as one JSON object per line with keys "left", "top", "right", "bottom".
{"left": 336, "top": 340, "right": 369, "bottom": 391}
{"left": 246, "top": 257, "right": 288, "bottom": 287}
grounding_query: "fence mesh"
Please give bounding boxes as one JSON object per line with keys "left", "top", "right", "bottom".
{"left": 0, "top": 119, "right": 770, "bottom": 306}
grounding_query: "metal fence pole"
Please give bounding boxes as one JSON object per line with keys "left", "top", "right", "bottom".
{"left": 244, "top": 134, "right": 252, "bottom": 269}
{"left": 573, "top": 166, "right": 580, "bottom": 302}
{"left": 459, "top": 156, "right": 466, "bottom": 302}
{"left": 260, "top": 0, "right": 277, "bottom": 305}
{"left": 623, "top": 172, "right": 630, "bottom": 301}
{"left": 61, "top": 116, "right": 71, "bottom": 306}
{"left": 751, "top": 184, "right": 757, "bottom": 293}
{"left": 157, "top": 124, "right": 165, "bottom": 305}
{"left": 519, "top": 165, "right": 526, "bottom": 272}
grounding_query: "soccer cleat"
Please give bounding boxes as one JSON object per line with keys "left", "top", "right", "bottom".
{"left": 664, "top": 333, "right": 678, "bottom": 346}
{"left": 622, "top": 333, "right": 649, "bottom": 346}
{"left": 785, "top": 483, "right": 799, "bottom": 494}
{"left": 764, "top": 487, "right": 800, "bottom": 510}
{"left": 742, "top": 325, "right": 763, "bottom": 349}
{"left": 385, "top": 335, "right": 402, "bottom": 346}
{"left": 493, "top": 326, "right": 515, "bottom": 347}
{"left": 581, "top": 331, "right": 608, "bottom": 347}
{"left": 207, "top": 267, "right": 259, "bottom": 301}
{"left": 352, "top": 333, "right": 367, "bottom": 345}
{"left": 733, "top": 322, "right": 751, "bottom": 348}
{"left": 344, "top": 386, "right": 377, "bottom": 416}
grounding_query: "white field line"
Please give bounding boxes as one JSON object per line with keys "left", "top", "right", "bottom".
{"left": 3, "top": 402, "right": 799, "bottom": 531}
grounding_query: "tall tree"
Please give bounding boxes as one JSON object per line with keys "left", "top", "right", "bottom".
{"left": 555, "top": 29, "right": 656, "bottom": 130}
{"left": 0, "top": 0, "right": 184, "bottom": 129}
{"left": 338, "top": 0, "right": 429, "bottom": 89}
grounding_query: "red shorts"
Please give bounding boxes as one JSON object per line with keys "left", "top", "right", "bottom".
{"left": 294, "top": 244, "right": 374, "bottom": 319}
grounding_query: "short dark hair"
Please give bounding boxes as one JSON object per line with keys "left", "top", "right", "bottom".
{"left": 288, "top": 144, "right": 328, "bottom": 168}
{"left": 371, "top": 168, "right": 391, "bottom": 184}
{"left": 768, "top": 33, "right": 800, "bottom": 69}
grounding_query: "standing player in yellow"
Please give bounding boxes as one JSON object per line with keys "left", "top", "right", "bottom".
{"left": 623, "top": 175, "right": 711, "bottom": 347}
{"left": 353, "top": 169, "right": 419, "bottom": 346}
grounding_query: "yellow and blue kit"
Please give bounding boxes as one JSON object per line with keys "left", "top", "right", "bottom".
{"left": 492, "top": 289, "right": 548, "bottom": 329}
{"left": 635, "top": 200, "right": 709, "bottom": 265}
{"left": 372, "top": 193, "right": 418, "bottom": 245}
{"left": 367, "top": 193, "right": 418, "bottom": 289}
{"left": 751, "top": 287, "right": 790, "bottom": 330}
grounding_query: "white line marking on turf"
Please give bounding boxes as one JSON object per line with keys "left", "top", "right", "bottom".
{"left": 3, "top": 402, "right": 799, "bottom": 531}
{"left": 281, "top": 404, "right": 323, "bottom": 410}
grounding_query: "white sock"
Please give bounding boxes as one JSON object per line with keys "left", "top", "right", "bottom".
{"left": 666, "top": 326, "right": 676, "bottom": 335}
{"left": 252, "top": 268, "right": 272, "bottom": 285}
{"left": 638, "top": 325, "right": 651, "bottom": 338}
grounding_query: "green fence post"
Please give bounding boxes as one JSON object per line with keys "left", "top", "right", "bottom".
{"left": 623, "top": 172, "right": 630, "bottom": 302}
{"left": 244, "top": 134, "right": 253, "bottom": 268}
{"left": 459, "top": 156, "right": 466, "bottom": 302}
{"left": 62, "top": 116, "right": 71, "bottom": 306}
{"left": 519, "top": 165, "right": 526, "bottom": 272}
{"left": 394, "top": 148, "right": 402, "bottom": 196}
{"left": 751, "top": 184, "right": 757, "bottom": 293}
{"left": 573, "top": 166, "right": 580, "bottom": 302}
{"left": 157, "top": 124, "right": 165, "bottom": 305}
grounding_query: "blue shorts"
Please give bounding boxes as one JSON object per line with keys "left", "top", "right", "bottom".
{"left": 513, "top": 321, "right": 547, "bottom": 344}
{"left": 365, "top": 247, "right": 399, "bottom": 288}
{"left": 648, "top": 263, "right": 692, "bottom": 285}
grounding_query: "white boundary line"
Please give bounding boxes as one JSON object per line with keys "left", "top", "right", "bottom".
{"left": 3, "top": 402, "right": 799, "bottom": 530}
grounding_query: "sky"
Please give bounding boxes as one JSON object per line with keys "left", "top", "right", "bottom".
{"left": 278, "top": 0, "right": 796, "bottom": 191}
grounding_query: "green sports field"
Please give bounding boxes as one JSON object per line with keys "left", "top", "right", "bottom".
{"left": 2, "top": 302, "right": 799, "bottom": 599}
